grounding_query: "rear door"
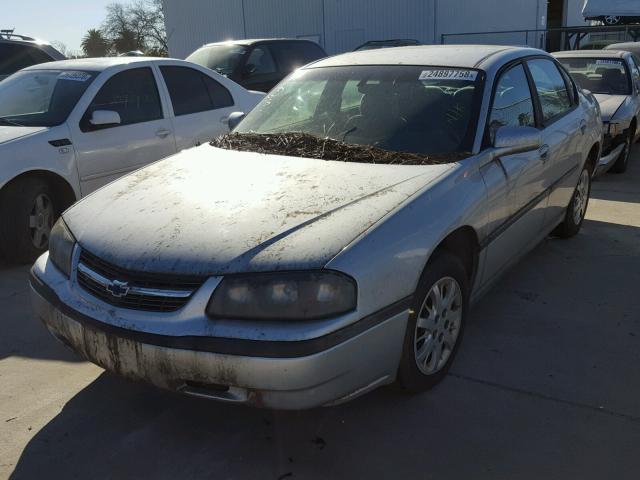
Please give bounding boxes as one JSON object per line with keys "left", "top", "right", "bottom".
{"left": 270, "top": 41, "right": 326, "bottom": 74}
{"left": 71, "top": 66, "right": 176, "bottom": 194}
{"left": 158, "top": 65, "right": 236, "bottom": 150}
{"left": 480, "top": 62, "right": 549, "bottom": 284}
{"left": 526, "top": 58, "right": 583, "bottom": 224}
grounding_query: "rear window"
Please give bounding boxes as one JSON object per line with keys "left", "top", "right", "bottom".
{"left": 558, "top": 57, "right": 631, "bottom": 95}
{"left": 0, "top": 43, "right": 54, "bottom": 76}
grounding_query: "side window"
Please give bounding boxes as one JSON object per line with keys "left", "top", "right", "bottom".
{"left": 160, "top": 66, "right": 233, "bottom": 116}
{"left": 81, "top": 67, "right": 162, "bottom": 131}
{"left": 488, "top": 64, "right": 536, "bottom": 144}
{"left": 557, "top": 64, "right": 578, "bottom": 105}
{"left": 244, "top": 46, "right": 276, "bottom": 77}
{"left": 271, "top": 42, "right": 321, "bottom": 73}
{"left": 340, "top": 80, "right": 364, "bottom": 111}
{"left": 527, "top": 58, "right": 572, "bottom": 123}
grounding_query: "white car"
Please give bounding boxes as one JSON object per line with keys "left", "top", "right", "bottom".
{"left": 0, "top": 57, "right": 264, "bottom": 263}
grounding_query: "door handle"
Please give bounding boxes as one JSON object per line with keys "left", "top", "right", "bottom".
{"left": 539, "top": 144, "right": 550, "bottom": 162}
{"left": 579, "top": 120, "right": 587, "bottom": 135}
{"left": 156, "top": 128, "right": 171, "bottom": 138}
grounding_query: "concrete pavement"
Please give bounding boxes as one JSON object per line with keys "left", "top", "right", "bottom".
{"left": 1, "top": 152, "right": 640, "bottom": 479}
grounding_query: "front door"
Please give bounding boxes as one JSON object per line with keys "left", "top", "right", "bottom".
{"left": 71, "top": 67, "right": 176, "bottom": 194}
{"left": 480, "top": 62, "right": 549, "bottom": 285}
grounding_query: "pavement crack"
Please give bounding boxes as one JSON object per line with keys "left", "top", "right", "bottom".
{"left": 450, "top": 373, "right": 640, "bottom": 423}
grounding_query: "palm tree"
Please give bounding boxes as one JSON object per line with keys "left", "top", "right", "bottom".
{"left": 81, "top": 29, "right": 110, "bottom": 57}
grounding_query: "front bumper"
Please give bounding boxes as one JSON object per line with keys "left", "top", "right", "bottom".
{"left": 30, "top": 268, "right": 410, "bottom": 410}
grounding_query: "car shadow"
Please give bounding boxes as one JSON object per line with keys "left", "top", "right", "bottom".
{"left": 0, "top": 263, "right": 82, "bottom": 362}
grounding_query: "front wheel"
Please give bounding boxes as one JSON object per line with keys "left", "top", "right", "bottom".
{"left": 610, "top": 129, "right": 633, "bottom": 174}
{"left": 0, "top": 178, "right": 58, "bottom": 264}
{"left": 397, "top": 252, "right": 469, "bottom": 392}
{"left": 553, "top": 165, "right": 591, "bottom": 239}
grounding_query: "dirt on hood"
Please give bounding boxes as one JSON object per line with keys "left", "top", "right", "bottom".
{"left": 210, "top": 132, "right": 471, "bottom": 165}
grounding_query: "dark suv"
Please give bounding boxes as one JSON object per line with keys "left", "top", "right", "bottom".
{"left": 186, "top": 38, "right": 326, "bottom": 92}
{"left": 0, "top": 30, "right": 66, "bottom": 81}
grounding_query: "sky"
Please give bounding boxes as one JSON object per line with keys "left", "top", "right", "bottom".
{"left": 4, "top": 0, "right": 118, "bottom": 54}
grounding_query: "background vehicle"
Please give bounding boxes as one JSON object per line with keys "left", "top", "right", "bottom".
{"left": 555, "top": 49, "right": 640, "bottom": 174}
{"left": 583, "top": 0, "right": 640, "bottom": 25}
{"left": 605, "top": 41, "right": 640, "bottom": 58}
{"left": 353, "top": 39, "right": 422, "bottom": 51}
{"left": 0, "top": 57, "right": 264, "bottom": 263}
{"left": 186, "top": 38, "right": 327, "bottom": 92}
{"left": 0, "top": 30, "right": 65, "bottom": 81}
{"left": 31, "top": 45, "right": 601, "bottom": 410}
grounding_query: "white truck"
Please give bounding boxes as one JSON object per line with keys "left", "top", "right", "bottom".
{"left": 583, "top": 0, "right": 640, "bottom": 25}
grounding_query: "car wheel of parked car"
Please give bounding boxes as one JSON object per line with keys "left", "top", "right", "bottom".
{"left": 397, "top": 252, "right": 469, "bottom": 392}
{"left": 553, "top": 165, "right": 591, "bottom": 239}
{"left": 0, "top": 178, "right": 57, "bottom": 263}
{"left": 604, "top": 16, "right": 622, "bottom": 25}
{"left": 610, "top": 129, "right": 633, "bottom": 174}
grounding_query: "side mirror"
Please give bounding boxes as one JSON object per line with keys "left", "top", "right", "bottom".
{"left": 227, "top": 111, "right": 246, "bottom": 131}
{"left": 89, "top": 110, "right": 121, "bottom": 127}
{"left": 493, "top": 126, "right": 541, "bottom": 157}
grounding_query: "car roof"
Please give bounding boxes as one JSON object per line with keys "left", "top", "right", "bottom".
{"left": 22, "top": 56, "right": 169, "bottom": 72}
{"left": 0, "top": 33, "right": 65, "bottom": 59}
{"left": 553, "top": 49, "right": 629, "bottom": 58}
{"left": 202, "top": 38, "right": 318, "bottom": 47}
{"left": 307, "top": 45, "right": 545, "bottom": 70}
{"left": 605, "top": 42, "right": 640, "bottom": 50}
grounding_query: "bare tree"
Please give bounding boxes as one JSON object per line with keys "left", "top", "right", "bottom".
{"left": 102, "top": 1, "right": 167, "bottom": 55}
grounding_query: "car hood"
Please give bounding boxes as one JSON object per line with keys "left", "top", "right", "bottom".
{"left": 64, "top": 146, "right": 453, "bottom": 276}
{"left": 0, "top": 126, "right": 48, "bottom": 145}
{"left": 593, "top": 94, "right": 626, "bottom": 122}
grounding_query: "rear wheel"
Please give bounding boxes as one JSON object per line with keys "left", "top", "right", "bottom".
{"left": 397, "top": 252, "right": 469, "bottom": 392}
{"left": 610, "top": 129, "right": 633, "bottom": 174}
{"left": 553, "top": 165, "right": 591, "bottom": 239}
{"left": 0, "top": 178, "right": 58, "bottom": 264}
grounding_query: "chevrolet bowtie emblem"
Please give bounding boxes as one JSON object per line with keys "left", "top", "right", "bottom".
{"left": 106, "top": 279, "right": 130, "bottom": 298}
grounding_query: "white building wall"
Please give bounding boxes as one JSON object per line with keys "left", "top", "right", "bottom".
{"left": 566, "top": 0, "right": 589, "bottom": 26}
{"left": 163, "top": 0, "right": 549, "bottom": 58}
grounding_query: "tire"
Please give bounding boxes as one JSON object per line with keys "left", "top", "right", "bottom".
{"left": 553, "top": 164, "right": 591, "bottom": 239}
{"left": 603, "top": 15, "right": 622, "bottom": 25}
{"left": 0, "top": 177, "right": 58, "bottom": 264}
{"left": 397, "top": 252, "right": 469, "bottom": 392}
{"left": 610, "top": 128, "right": 633, "bottom": 174}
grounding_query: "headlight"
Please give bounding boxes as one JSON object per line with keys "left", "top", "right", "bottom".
{"left": 606, "top": 122, "right": 623, "bottom": 136}
{"left": 49, "top": 218, "right": 75, "bottom": 277}
{"left": 207, "top": 271, "right": 357, "bottom": 320}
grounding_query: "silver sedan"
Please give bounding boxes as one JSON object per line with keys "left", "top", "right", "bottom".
{"left": 30, "top": 45, "right": 602, "bottom": 409}
{"left": 554, "top": 49, "right": 640, "bottom": 174}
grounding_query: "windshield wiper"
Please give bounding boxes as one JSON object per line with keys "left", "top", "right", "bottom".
{"left": 0, "top": 117, "right": 23, "bottom": 126}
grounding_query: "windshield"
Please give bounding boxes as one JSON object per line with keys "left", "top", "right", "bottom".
{"left": 558, "top": 58, "right": 631, "bottom": 95}
{"left": 236, "top": 65, "right": 483, "bottom": 156}
{"left": 0, "top": 69, "right": 97, "bottom": 127}
{"left": 186, "top": 44, "right": 248, "bottom": 76}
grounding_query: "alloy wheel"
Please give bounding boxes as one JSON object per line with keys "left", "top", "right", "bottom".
{"left": 29, "top": 193, "right": 54, "bottom": 249}
{"left": 573, "top": 169, "right": 590, "bottom": 225}
{"left": 414, "top": 276, "right": 463, "bottom": 375}
{"left": 604, "top": 16, "right": 621, "bottom": 25}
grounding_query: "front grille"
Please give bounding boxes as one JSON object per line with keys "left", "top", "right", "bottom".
{"left": 76, "top": 248, "right": 205, "bottom": 312}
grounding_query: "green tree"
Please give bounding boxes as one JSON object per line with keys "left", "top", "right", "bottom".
{"left": 80, "top": 29, "right": 110, "bottom": 57}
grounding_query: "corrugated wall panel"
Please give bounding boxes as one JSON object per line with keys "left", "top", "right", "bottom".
{"left": 163, "top": 0, "right": 245, "bottom": 58}
{"left": 436, "top": 0, "right": 547, "bottom": 47}
{"left": 324, "top": 0, "right": 435, "bottom": 53}
{"left": 243, "top": 0, "right": 324, "bottom": 41}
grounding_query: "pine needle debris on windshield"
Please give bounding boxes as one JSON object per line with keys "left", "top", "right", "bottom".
{"left": 210, "top": 133, "right": 470, "bottom": 165}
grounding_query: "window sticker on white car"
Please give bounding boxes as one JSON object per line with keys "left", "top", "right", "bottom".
{"left": 58, "top": 71, "right": 91, "bottom": 82}
{"left": 419, "top": 69, "right": 478, "bottom": 81}
{"left": 595, "top": 60, "right": 623, "bottom": 66}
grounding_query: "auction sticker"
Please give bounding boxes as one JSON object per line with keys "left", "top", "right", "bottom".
{"left": 58, "top": 71, "right": 91, "bottom": 82}
{"left": 419, "top": 69, "right": 478, "bottom": 81}
{"left": 595, "top": 59, "right": 623, "bottom": 66}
